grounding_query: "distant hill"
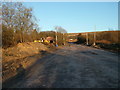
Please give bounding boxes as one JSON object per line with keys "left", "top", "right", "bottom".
{"left": 67, "top": 30, "right": 120, "bottom": 36}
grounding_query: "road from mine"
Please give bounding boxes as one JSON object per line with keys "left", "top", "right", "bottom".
{"left": 6, "top": 45, "right": 119, "bottom": 88}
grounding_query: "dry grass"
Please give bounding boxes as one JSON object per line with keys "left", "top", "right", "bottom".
{"left": 96, "top": 40, "right": 112, "bottom": 44}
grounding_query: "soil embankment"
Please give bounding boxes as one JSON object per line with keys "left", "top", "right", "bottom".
{"left": 2, "top": 42, "right": 50, "bottom": 83}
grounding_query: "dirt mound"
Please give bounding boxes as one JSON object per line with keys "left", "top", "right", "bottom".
{"left": 3, "top": 42, "right": 48, "bottom": 62}
{"left": 2, "top": 42, "right": 49, "bottom": 83}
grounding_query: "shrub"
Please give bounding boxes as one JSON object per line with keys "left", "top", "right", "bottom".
{"left": 76, "top": 33, "right": 86, "bottom": 44}
{"left": 2, "top": 25, "right": 15, "bottom": 48}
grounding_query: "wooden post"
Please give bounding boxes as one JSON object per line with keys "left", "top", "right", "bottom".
{"left": 86, "top": 32, "right": 88, "bottom": 45}
{"left": 93, "top": 25, "right": 96, "bottom": 46}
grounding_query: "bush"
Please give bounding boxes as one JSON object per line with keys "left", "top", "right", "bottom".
{"left": 76, "top": 33, "right": 86, "bottom": 44}
{"left": 2, "top": 25, "right": 15, "bottom": 48}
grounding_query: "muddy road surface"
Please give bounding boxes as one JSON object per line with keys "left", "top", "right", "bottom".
{"left": 4, "top": 45, "right": 119, "bottom": 88}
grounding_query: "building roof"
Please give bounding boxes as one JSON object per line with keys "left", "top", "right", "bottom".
{"left": 46, "top": 37, "right": 54, "bottom": 41}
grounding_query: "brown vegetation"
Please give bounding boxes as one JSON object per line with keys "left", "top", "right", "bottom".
{"left": 67, "top": 31, "right": 120, "bottom": 52}
{"left": 89, "top": 31, "right": 120, "bottom": 45}
{"left": 76, "top": 31, "right": 120, "bottom": 52}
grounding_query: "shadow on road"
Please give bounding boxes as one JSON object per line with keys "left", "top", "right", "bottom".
{"left": 2, "top": 50, "right": 55, "bottom": 88}
{"left": 3, "top": 64, "right": 26, "bottom": 88}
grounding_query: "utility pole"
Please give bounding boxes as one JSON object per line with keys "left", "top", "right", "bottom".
{"left": 55, "top": 27, "right": 58, "bottom": 46}
{"left": 86, "top": 32, "right": 89, "bottom": 45}
{"left": 93, "top": 25, "right": 96, "bottom": 46}
{"left": 63, "top": 33, "right": 65, "bottom": 45}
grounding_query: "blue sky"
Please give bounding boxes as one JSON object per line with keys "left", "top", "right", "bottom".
{"left": 23, "top": 2, "right": 118, "bottom": 33}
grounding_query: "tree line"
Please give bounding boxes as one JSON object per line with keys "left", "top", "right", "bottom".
{"left": 2, "top": 2, "right": 67, "bottom": 48}
{"left": 2, "top": 2, "right": 39, "bottom": 48}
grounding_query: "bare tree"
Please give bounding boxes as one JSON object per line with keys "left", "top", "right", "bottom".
{"left": 54, "top": 26, "right": 67, "bottom": 45}
{"left": 55, "top": 26, "right": 67, "bottom": 33}
{"left": 2, "top": 2, "right": 39, "bottom": 42}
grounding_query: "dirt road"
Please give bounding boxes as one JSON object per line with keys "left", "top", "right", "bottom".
{"left": 5, "top": 45, "right": 119, "bottom": 88}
